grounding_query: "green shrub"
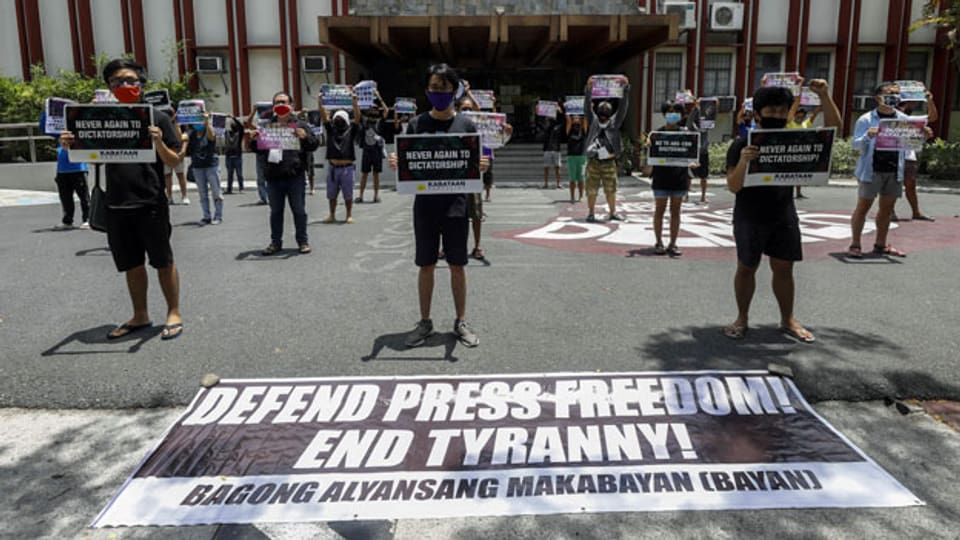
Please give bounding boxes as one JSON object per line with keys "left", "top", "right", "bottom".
{"left": 919, "top": 139, "right": 960, "bottom": 181}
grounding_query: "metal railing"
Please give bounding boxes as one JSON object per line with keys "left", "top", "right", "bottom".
{"left": 0, "top": 122, "right": 48, "bottom": 162}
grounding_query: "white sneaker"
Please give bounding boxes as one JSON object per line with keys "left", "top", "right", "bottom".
{"left": 79, "top": 222, "right": 90, "bottom": 230}
{"left": 211, "top": 219, "right": 221, "bottom": 225}
{"left": 181, "top": 197, "right": 191, "bottom": 205}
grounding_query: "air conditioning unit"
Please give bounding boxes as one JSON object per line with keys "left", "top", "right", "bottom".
{"left": 663, "top": 2, "right": 697, "bottom": 30}
{"left": 717, "top": 96, "right": 737, "bottom": 113}
{"left": 710, "top": 2, "right": 744, "bottom": 31}
{"left": 196, "top": 56, "right": 224, "bottom": 73}
{"left": 852, "top": 95, "right": 875, "bottom": 111}
{"left": 302, "top": 55, "right": 328, "bottom": 73}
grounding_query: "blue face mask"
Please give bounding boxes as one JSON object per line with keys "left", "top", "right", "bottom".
{"left": 665, "top": 112, "right": 681, "bottom": 125}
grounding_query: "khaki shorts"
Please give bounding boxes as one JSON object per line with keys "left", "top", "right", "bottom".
{"left": 164, "top": 160, "right": 186, "bottom": 175}
{"left": 585, "top": 158, "right": 618, "bottom": 197}
{"left": 858, "top": 171, "right": 902, "bottom": 199}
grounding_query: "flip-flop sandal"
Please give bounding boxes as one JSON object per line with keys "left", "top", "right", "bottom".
{"left": 667, "top": 245, "right": 683, "bottom": 257}
{"left": 781, "top": 326, "right": 816, "bottom": 343}
{"left": 722, "top": 323, "right": 748, "bottom": 340}
{"left": 472, "top": 248, "right": 485, "bottom": 260}
{"left": 107, "top": 322, "right": 153, "bottom": 340}
{"left": 847, "top": 245, "right": 863, "bottom": 259}
{"left": 873, "top": 244, "right": 907, "bottom": 257}
{"left": 913, "top": 215, "right": 935, "bottom": 222}
{"left": 654, "top": 243, "right": 666, "bottom": 255}
{"left": 161, "top": 322, "right": 184, "bottom": 341}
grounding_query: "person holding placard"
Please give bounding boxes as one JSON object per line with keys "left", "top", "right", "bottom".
{"left": 848, "top": 82, "right": 935, "bottom": 258}
{"left": 541, "top": 113, "right": 564, "bottom": 190}
{"left": 893, "top": 91, "right": 938, "bottom": 222}
{"left": 723, "top": 86, "right": 814, "bottom": 343}
{"left": 643, "top": 101, "right": 694, "bottom": 257}
{"left": 356, "top": 89, "right": 389, "bottom": 204}
{"left": 163, "top": 108, "right": 190, "bottom": 206}
{"left": 40, "top": 111, "right": 90, "bottom": 230}
{"left": 584, "top": 75, "right": 630, "bottom": 222}
{"left": 565, "top": 109, "right": 588, "bottom": 203}
{"left": 736, "top": 102, "right": 756, "bottom": 139}
{"left": 250, "top": 92, "right": 320, "bottom": 255}
{"left": 388, "top": 63, "right": 489, "bottom": 348}
{"left": 223, "top": 116, "right": 245, "bottom": 194}
{"left": 245, "top": 106, "right": 270, "bottom": 205}
{"left": 59, "top": 59, "right": 185, "bottom": 341}
{"left": 786, "top": 81, "right": 821, "bottom": 199}
{"left": 685, "top": 97, "right": 712, "bottom": 205}
{"left": 186, "top": 112, "right": 222, "bottom": 225}
{"left": 317, "top": 88, "right": 361, "bottom": 223}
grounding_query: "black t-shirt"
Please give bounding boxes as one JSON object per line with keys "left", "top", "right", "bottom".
{"left": 543, "top": 124, "right": 563, "bottom": 152}
{"left": 650, "top": 125, "right": 690, "bottom": 192}
{"left": 873, "top": 110, "right": 899, "bottom": 173}
{"left": 567, "top": 124, "right": 586, "bottom": 156}
{"left": 407, "top": 112, "right": 477, "bottom": 218}
{"left": 726, "top": 136, "right": 796, "bottom": 224}
{"left": 324, "top": 122, "right": 359, "bottom": 161}
{"left": 187, "top": 128, "right": 217, "bottom": 168}
{"left": 358, "top": 117, "right": 384, "bottom": 151}
{"left": 224, "top": 117, "right": 244, "bottom": 157}
{"left": 378, "top": 119, "right": 399, "bottom": 144}
{"left": 106, "top": 110, "right": 180, "bottom": 208}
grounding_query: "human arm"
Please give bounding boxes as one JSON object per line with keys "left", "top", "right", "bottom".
{"left": 375, "top": 88, "right": 389, "bottom": 119}
{"left": 726, "top": 142, "right": 758, "bottom": 194}
{"left": 925, "top": 91, "right": 939, "bottom": 124}
{"left": 809, "top": 79, "right": 840, "bottom": 129}
{"left": 851, "top": 115, "right": 876, "bottom": 153}
{"left": 203, "top": 113, "right": 216, "bottom": 141}
{"left": 352, "top": 92, "right": 361, "bottom": 124}
{"left": 565, "top": 114, "right": 572, "bottom": 135}
{"left": 613, "top": 83, "right": 630, "bottom": 128}
{"left": 787, "top": 94, "right": 802, "bottom": 123}
{"left": 584, "top": 78, "right": 595, "bottom": 123}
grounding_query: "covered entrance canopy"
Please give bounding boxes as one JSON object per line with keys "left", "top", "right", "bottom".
{"left": 318, "top": 14, "right": 678, "bottom": 70}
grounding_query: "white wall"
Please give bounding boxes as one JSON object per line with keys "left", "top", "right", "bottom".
{"left": 39, "top": 0, "right": 75, "bottom": 75}
{"left": 142, "top": 1, "right": 177, "bottom": 81}
{"left": 908, "top": 1, "right": 937, "bottom": 44}
{"left": 248, "top": 49, "right": 284, "bottom": 104}
{"left": 756, "top": 0, "right": 790, "bottom": 44}
{"left": 195, "top": 1, "right": 229, "bottom": 46}
{"left": 91, "top": 0, "right": 128, "bottom": 60}
{"left": 245, "top": 0, "right": 281, "bottom": 45}
{"left": 197, "top": 74, "right": 234, "bottom": 114}
{"left": 807, "top": 0, "right": 839, "bottom": 43}
{"left": 858, "top": 0, "right": 888, "bottom": 43}
{"left": 298, "top": 0, "right": 333, "bottom": 45}
{"left": 0, "top": 1, "right": 23, "bottom": 78}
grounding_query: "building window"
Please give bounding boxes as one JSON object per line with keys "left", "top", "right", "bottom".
{"left": 753, "top": 52, "right": 782, "bottom": 93}
{"left": 903, "top": 51, "right": 929, "bottom": 85}
{"left": 702, "top": 53, "right": 732, "bottom": 97}
{"left": 854, "top": 52, "right": 881, "bottom": 94}
{"left": 804, "top": 52, "right": 831, "bottom": 83}
{"left": 654, "top": 52, "right": 683, "bottom": 106}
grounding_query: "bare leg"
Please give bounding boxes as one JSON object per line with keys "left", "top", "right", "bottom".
{"left": 605, "top": 191, "right": 617, "bottom": 217}
{"left": 700, "top": 178, "right": 707, "bottom": 203}
{"left": 770, "top": 257, "right": 812, "bottom": 339}
{"left": 569, "top": 182, "right": 576, "bottom": 202}
{"left": 874, "top": 194, "right": 897, "bottom": 247}
{"left": 327, "top": 198, "right": 337, "bottom": 221}
{"left": 543, "top": 168, "right": 549, "bottom": 189}
{"left": 732, "top": 261, "right": 758, "bottom": 327}
{"left": 124, "top": 265, "right": 150, "bottom": 325}
{"left": 345, "top": 199, "right": 353, "bottom": 220}
{"left": 653, "top": 198, "right": 667, "bottom": 245}
{"left": 372, "top": 172, "right": 380, "bottom": 200}
{"left": 359, "top": 172, "right": 368, "bottom": 200}
{"left": 177, "top": 172, "right": 188, "bottom": 200}
{"left": 555, "top": 166, "right": 562, "bottom": 188}
{"left": 450, "top": 264, "right": 467, "bottom": 321}
{"left": 587, "top": 194, "right": 597, "bottom": 217}
{"left": 157, "top": 263, "right": 182, "bottom": 327}
{"left": 471, "top": 218, "right": 482, "bottom": 252}
{"left": 850, "top": 197, "right": 875, "bottom": 248}
{"left": 668, "top": 195, "right": 683, "bottom": 246}
{"left": 418, "top": 265, "right": 435, "bottom": 320}
{"left": 165, "top": 173, "right": 174, "bottom": 201}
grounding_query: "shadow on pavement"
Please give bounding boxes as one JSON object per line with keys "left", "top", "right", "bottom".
{"left": 235, "top": 249, "right": 299, "bottom": 261}
{"left": 75, "top": 246, "right": 111, "bottom": 257}
{"left": 828, "top": 252, "right": 904, "bottom": 264}
{"left": 174, "top": 221, "right": 205, "bottom": 228}
{"left": 362, "top": 330, "right": 459, "bottom": 363}
{"left": 237, "top": 202, "right": 268, "bottom": 208}
{"left": 31, "top": 227, "right": 73, "bottom": 233}
{"left": 40, "top": 324, "right": 161, "bottom": 356}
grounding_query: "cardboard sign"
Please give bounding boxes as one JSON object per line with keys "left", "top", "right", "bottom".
{"left": 472, "top": 90, "right": 496, "bottom": 111}
{"left": 564, "top": 96, "right": 585, "bottom": 116}
{"left": 746, "top": 128, "right": 836, "bottom": 186}
{"left": 256, "top": 126, "right": 302, "bottom": 151}
{"left": 254, "top": 102, "right": 273, "bottom": 126}
{"left": 762, "top": 72, "right": 803, "bottom": 96}
{"left": 895, "top": 80, "right": 926, "bottom": 102}
{"left": 463, "top": 112, "right": 509, "bottom": 150}
{"left": 675, "top": 90, "right": 695, "bottom": 105}
{"left": 44, "top": 97, "right": 75, "bottom": 135}
{"left": 304, "top": 110, "right": 324, "bottom": 137}
{"left": 876, "top": 118, "right": 927, "bottom": 152}
{"left": 354, "top": 80, "right": 378, "bottom": 110}
{"left": 321, "top": 84, "right": 354, "bottom": 110}
{"left": 743, "top": 98, "right": 754, "bottom": 112}
{"left": 176, "top": 100, "right": 205, "bottom": 125}
{"left": 395, "top": 97, "right": 417, "bottom": 115}
{"left": 64, "top": 104, "right": 155, "bottom": 163}
{"left": 591, "top": 75, "right": 628, "bottom": 98}
{"left": 143, "top": 89, "right": 171, "bottom": 110}
{"left": 91, "top": 371, "right": 920, "bottom": 527}
{"left": 647, "top": 131, "right": 701, "bottom": 167}
{"left": 395, "top": 133, "right": 482, "bottom": 194}
{"left": 92, "top": 89, "right": 117, "bottom": 103}
{"left": 536, "top": 100, "right": 559, "bottom": 118}
{"left": 699, "top": 98, "right": 718, "bottom": 130}
{"left": 799, "top": 87, "right": 821, "bottom": 107}
{"left": 210, "top": 113, "right": 228, "bottom": 137}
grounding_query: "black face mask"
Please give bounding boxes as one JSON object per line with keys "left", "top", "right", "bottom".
{"left": 334, "top": 118, "right": 347, "bottom": 131}
{"left": 759, "top": 117, "right": 788, "bottom": 129}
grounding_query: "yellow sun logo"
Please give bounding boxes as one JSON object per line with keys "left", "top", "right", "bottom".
{"left": 89, "top": 152, "right": 99, "bottom": 159}
{"left": 416, "top": 184, "right": 427, "bottom": 191}
{"left": 762, "top": 176, "right": 773, "bottom": 183}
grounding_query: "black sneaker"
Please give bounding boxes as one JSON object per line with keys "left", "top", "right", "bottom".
{"left": 261, "top": 244, "right": 281, "bottom": 256}
{"left": 609, "top": 213, "right": 625, "bottom": 222}
{"left": 454, "top": 320, "right": 479, "bottom": 347}
{"left": 405, "top": 319, "right": 434, "bottom": 348}
{"left": 586, "top": 214, "right": 597, "bottom": 223}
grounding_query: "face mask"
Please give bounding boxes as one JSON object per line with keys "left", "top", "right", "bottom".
{"left": 665, "top": 112, "right": 681, "bottom": 125}
{"left": 112, "top": 84, "right": 141, "bottom": 104}
{"left": 759, "top": 117, "right": 788, "bottom": 130}
{"left": 334, "top": 118, "right": 347, "bottom": 130}
{"left": 273, "top": 104, "right": 291, "bottom": 117}
{"left": 427, "top": 91, "right": 454, "bottom": 111}
{"left": 881, "top": 94, "right": 901, "bottom": 107}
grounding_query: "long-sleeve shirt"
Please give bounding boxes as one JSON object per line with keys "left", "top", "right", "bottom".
{"left": 584, "top": 82, "right": 630, "bottom": 160}
{"left": 852, "top": 108, "right": 908, "bottom": 183}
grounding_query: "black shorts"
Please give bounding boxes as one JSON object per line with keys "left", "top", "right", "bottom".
{"left": 692, "top": 150, "right": 709, "bottom": 179}
{"left": 414, "top": 211, "right": 469, "bottom": 267}
{"left": 483, "top": 164, "right": 494, "bottom": 188}
{"left": 106, "top": 205, "right": 174, "bottom": 272}
{"left": 361, "top": 148, "right": 383, "bottom": 173}
{"left": 733, "top": 217, "right": 802, "bottom": 268}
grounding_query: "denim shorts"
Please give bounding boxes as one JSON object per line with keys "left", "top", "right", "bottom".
{"left": 654, "top": 189, "right": 688, "bottom": 199}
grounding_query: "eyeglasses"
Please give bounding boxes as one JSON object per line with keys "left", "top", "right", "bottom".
{"left": 108, "top": 77, "right": 143, "bottom": 88}
{"left": 274, "top": 99, "right": 290, "bottom": 105}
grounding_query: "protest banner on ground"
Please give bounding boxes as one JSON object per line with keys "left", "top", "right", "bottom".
{"left": 699, "top": 98, "right": 718, "bottom": 129}
{"left": 674, "top": 90, "right": 695, "bottom": 105}
{"left": 92, "top": 89, "right": 117, "bottom": 103}
{"left": 395, "top": 133, "right": 481, "bottom": 194}
{"left": 64, "top": 104, "right": 154, "bottom": 163}
{"left": 564, "top": 96, "right": 585, "bottom": 116}
{"left": 591, "top": 75, "right": 627, "bottom": 98}
{"left": 143, "top": 89, "right": 171, "bottom": 111}
{"left": 256, "top": 126, "right": 301, "bottom": 151}
{"left": 746, "top": 128, "right": 835, "bottom": 186}
{"left": 463, "top": 112, "right": 509, "bottom": 149}
{"left": 799, "top": 87, "right": 821, "bottom": 107}
{"left": 895, "top": 80, "right": 926, "bottom": 102}
{"left": 395, "top": 97, "right": 417, "bottom": 115}
{"left": 92, "top": 370, "right": 921, "bottom": 527}
{"left": 876, "top": 118, "right": 927, "bottom": 152}
{"left": 536, "top": 100, "right": 559, "bottom": 118}
{"left": 176, "top": 100, "right": 205, "bottom": 125}
{"left": 763, "top": 72, "right": 803, "bottom": 96}
{"left": 354, "top": 81, "right": 378, "bottom": 109}
{"left": 44, "top": 97, "right": 74, "bottom": 135}
{"left": 472, "top": 90, "right": 496, "bottom": 111}
{"left": 647, "top": 131, "right": 700, "bottom": 167}
{"left": 320, "top": 84, "right": 354, "bottom": 110}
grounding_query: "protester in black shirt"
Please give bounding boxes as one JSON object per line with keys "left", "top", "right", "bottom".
{"left": 356, "top": 89, "right": 388, "bottom": 203}
{"left": 565, "top": 110, "right": 587, "bottom": 203}
{"left": 223, "top": 115, "right": 245, "bottom": 194}
{"left": 389, "top": 64, "right": 489, "bottom": 348}
{"left": 723, "top": 86, "right": 814, "bottom": 343}
{"left": 642, "top": 101, "right": 695, "bottom": 256}
{"left": 60, "top": 59, "right": 185, "bottom": 341}
{"left": 318, "top": 90, "right": 361, "bottom": 223}
{"left": 542, "top": 116, "right": 563, "bottom": 189}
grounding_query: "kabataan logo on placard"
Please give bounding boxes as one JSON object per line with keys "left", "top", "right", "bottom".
{"left": 99, "top": 150, "right": 141, "bottom": 160}
{"left": 427, "top": 180, "right": 468, "bottom": 192}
